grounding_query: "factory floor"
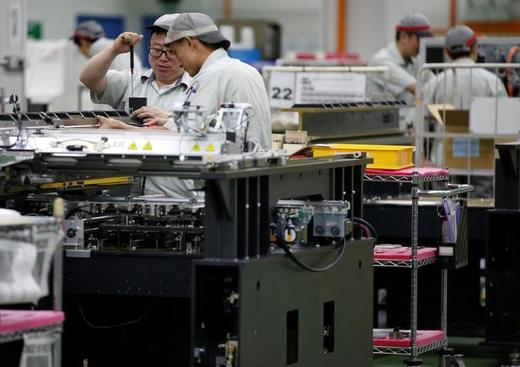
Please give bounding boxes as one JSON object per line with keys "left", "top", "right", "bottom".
{"left": 373, "top": 337, "right": 513, "bottom": 367}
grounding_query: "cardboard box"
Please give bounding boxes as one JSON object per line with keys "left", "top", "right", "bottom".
{"left": 429, "top": 107, "right": 494, "bottom": 169}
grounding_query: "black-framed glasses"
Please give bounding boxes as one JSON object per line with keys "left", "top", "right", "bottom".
{"left": 148, "top": 47, "right": 175, "bottom": 59}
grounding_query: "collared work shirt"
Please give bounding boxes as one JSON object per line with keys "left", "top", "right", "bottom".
{"left": 164, "top": 48, "right": 272, "bottom": 149}
{"left": 92, "top": 69, "right": 198, "bottom": 199}
{"left": 366, "top": 42, "right": 418, "bottom": 105}
{"left": 421, "top": 58, "right": 507, "bottom": 109}
{"left": 92, "top": 68, "right": 191, "bottom": 112}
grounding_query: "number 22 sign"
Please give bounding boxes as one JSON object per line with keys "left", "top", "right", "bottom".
{"left": 269, "top": 72, "right": 295, "bottom": 108}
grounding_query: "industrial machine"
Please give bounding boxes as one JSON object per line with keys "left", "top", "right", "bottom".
{"left": 0, "top": 103, "right": 375, "bottom": 366}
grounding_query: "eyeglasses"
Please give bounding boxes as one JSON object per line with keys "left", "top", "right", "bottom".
{"left": 148, "top": 47, "right": 175, "bottom": 59}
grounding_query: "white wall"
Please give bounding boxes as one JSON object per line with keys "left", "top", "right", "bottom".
{"left": 347, "top": 0, "right": 450, "bottom": 61}
{"left": 26, "top": 0, "right": 165, "bottom": 110}
{"left": 172, "top": 0, "right": 333, "bottom": 53}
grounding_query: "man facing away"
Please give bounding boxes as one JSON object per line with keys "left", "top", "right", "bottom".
{"left": 422, "top": 25, "right": 507, "bottom": 109}
{"left": 72, "top": 20, "right": 143, "bottom": 72}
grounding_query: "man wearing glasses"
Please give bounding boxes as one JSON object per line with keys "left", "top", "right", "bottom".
{"left": 80, "top": 14, "right": 191, "bottom": 127}
{"left": 80, "top": 14, "right": 198, "bottom": 198}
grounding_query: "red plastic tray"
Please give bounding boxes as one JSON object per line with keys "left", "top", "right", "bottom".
{"left": 373, "top": 246, "right": 438, "bottom": 261}
{"left": 373, "top": 329, "right": 445, "bottom": 347}
{"left": 365, "top": 167, "right": 449, "bottom": 177}
{"left": 0, "top": 310, "right": 64, "bottom": 333}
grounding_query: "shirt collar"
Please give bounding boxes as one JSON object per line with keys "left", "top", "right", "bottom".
{"left": 140, "top": 69, "right": 189, "bottom": 89}
{"left": 199, "top": 48, "right": 228, "bottom": 74}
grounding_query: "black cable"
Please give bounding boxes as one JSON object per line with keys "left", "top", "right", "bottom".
{"left": 279, "top": 239, "right": 346, "bottom": 273}
{"left": 353, "top": 217, "right": 377, "bottom": 242}
{"left": 65, "top": 205, "right": 93, "bottom": 219}
{"left": 76, "top": 298, "right": 155, "bottom": 329}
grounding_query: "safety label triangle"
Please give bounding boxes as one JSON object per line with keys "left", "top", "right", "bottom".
{"left": 143, "top": 142, "right": 153, "bottom": 150}
{"left": 128, "top": 141, "right": 138, "bottom": 150}
{"left": 192, "top": 143, "right": 201, "bottom": 152}
{"left": 205, "top": 143, "right": 215, "bottom": 152}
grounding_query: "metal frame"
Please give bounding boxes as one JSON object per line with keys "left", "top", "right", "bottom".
{"left": 0, "top": 218, "right": 63, "bottom": 366}
{"left": 415, "top": 62, "right": 520, "bottom": 199}
{"left": 365, "top": 171, "right": 472, "bottom": 364}
{"left": 373, "top": 257, "right": 437, "bottom": 268}
{"left": 373, "top": 338, "right": 447, "bottom": 356}
{"left": 0, "top": 325, "right": 63, "bottom": 345}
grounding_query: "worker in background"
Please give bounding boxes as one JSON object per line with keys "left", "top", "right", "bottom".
{"left": 421, "top": 25, "right": 507, "bottom": 198}
{"left": 158, "top": 12, "right": 272, "bottom": 149}
{"left": 80, "top": 14, "right": 195, "bottom": 198}
{"left": 422, "top": 25, "right": 507, "bottom": 108}
{"left": 72, "top": 20, "right": 143, "bottom": 72}
{"left": 366, "top": 13, "right": 433, "bottom": 128}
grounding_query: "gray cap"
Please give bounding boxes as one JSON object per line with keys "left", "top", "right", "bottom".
{"left": 396, "top": 13, "right": 433, "bottom": 38}
{"left": 146, "top": 14, "right": 179, "bottom": 32}
{"left": 164, "top": 12, "right": 230, "bottom": 50}
{"left": 71, "top": 20, "right": 105, "bottom": 40}
{"left": 445, "top": 25, "right": 477, "bottom": 54}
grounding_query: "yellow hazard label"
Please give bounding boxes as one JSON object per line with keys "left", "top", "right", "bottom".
{"left": 143, "top": 142, "right": 153, "bottom": 150}
{"left": 128, "top": 141, "right": 138, "bottom": 150}
{"left": 205, "top": 143, "right": 215, "bottom": 152}
{"left": 192, "top": 143, "right": 201, "bottom": 152}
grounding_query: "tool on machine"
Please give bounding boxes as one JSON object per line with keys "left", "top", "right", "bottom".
{"left": 127, "top": 42, "right": 147, "bottom": 122}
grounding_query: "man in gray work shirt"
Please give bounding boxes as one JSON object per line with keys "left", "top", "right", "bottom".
{"left": 161, "top": 12, "right": 272, "bottom": 150}
{"left": 366, "top": 13, "right": 433, "bottom": 128}
{"left": 80, "top": 14, "right": 197, "bottom": 198}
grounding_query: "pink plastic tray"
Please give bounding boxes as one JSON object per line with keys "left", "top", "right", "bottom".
{"left": 365, "top": 167, "right": 449, "bottom": 177}
{"left": 0, "top": 310, "right": 64, "bottom": 333}
{"left": 373, "top": 246, "right": 438, "bottom": 261}
{"left": 373, "top": 329, "right": 445, "bottom": 347}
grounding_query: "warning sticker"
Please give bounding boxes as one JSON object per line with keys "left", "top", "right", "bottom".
{"left": 143, "top": 142, "right": 153, "bottom": 151}
{"left": 205, "top": 143, "right": 215, "bottom": 152}
{"left": 192, "top": 143, "right": 201, "bottom": 152}
{"left": 128, "top": 141, "right": 138, "bottom": 150}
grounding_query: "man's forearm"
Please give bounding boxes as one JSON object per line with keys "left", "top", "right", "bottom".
{"left": 79, "top": 46, "right": 118, "bottom": 96}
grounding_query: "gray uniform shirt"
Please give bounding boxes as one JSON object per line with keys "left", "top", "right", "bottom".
{"left": 164, "top": 48, "right": 272, "bottom": 149}
{"left": 366, "top": 41, "right": 420, "bottom": 127}
{"left": 92, "top": 69, "right": 199, "bottom": 199}
{"left": 92, "top": 68, "right": 191, "bottom": 112}
{"left": 366, "top": 42, "right": 418, "bottom": 103}
{"left": 422, "top": 58, "right": 507, "bottom": 109}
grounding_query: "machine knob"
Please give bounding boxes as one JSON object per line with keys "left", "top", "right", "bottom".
{"left": 330, "top": 226, "right": 340, "bottom": 236}
{"left": 66, "top": 228, "right": 77, "bottom": 238}
{"left": 315, "top": 225, "right": 325, "bottom": 235}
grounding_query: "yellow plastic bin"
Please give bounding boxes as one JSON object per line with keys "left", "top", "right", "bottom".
{"left": 311, "top": 144, "right": 415, "bottom": 169}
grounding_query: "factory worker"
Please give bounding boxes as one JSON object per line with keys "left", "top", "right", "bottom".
{"left": 366, "top": 13, "right": 433, "bottom": 128}
{"left": 420, "top": 25, "right": 507, "bottom": 198}
{"left": 72, "top": 20, "right": 143, "bottom": 73}
{"left": 80, "top": 15, "right": 198, "bottom": 199}
{"left": 158, "top": 12, "right": 272, "bottom": 149}
{"left": 421, "top": 25, "right": 507, "bottom": 109}
{"left": 80, "top": 14, "right": 191, "bottom": 127}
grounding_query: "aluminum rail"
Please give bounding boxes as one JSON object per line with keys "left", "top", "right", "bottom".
{"left": 417, "top": 184, "right": 474, "bottom": 198}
